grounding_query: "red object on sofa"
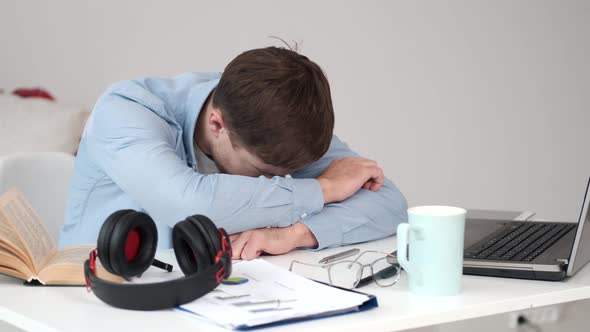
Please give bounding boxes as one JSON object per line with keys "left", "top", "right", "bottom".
{"left": 12, "top": 88, "right": 55, "bottom": 101}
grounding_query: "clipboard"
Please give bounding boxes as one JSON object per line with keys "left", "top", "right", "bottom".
{"left": 175, "top": 259, "right": 379, "bottom": 330}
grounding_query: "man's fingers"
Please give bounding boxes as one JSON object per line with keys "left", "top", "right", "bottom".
{"left": 360, "top": 158, "right": 377, "bottom": 167}
{"left": 369, "top": 180, "right": 382, "bottom": 191}
{"left": 241, "top": 239, "right": 263, "bottom": 261}
{"left": 365, "top": 165, "right": 383, "bottom": 183}
{"left": 241, "top": 232, "right": 266, "bottom": 260}
{"left": 373, "top": 167, "right": 384, "bottom": 188}
{"left": 363, "top": 165, "right": 384, "bottom": 192}
{"left": 230, "top": 232, "right": 250, "bottom": 259}
{"left": 232, "top": 231, "right": 265, "bottom": 260}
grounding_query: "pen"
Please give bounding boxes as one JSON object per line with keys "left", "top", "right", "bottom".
{"left": 318, "top": 248, "right": 360, "bottom": 264}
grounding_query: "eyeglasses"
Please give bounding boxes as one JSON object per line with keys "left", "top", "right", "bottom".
{"left": 289, "top": 250, "right": 401, "bottom": 289}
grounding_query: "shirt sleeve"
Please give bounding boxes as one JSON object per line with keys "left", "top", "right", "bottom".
{"left": 292, "top": 136, "right": 408, "bottom": 250}
{"left": 84, "top": 92, "right": 324, "bottom": 234}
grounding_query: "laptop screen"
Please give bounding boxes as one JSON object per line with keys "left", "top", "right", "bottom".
{"left": 567, "top": 177, "right": 590, "bottom": 276}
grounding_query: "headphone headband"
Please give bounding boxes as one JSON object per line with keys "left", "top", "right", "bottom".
{"left": 84, "top": 212, "right": 232, "bottom": 310}
{"left": 84, "top": 257, "right": 226, "bottom": 310}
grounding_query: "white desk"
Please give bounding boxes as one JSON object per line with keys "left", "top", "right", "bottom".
{"left": 2, "top": 236, "right": 590, "bottom": 332}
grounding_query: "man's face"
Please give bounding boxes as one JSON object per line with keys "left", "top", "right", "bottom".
{"left": 210, "top": 131, "right": 292, "bottom": 178}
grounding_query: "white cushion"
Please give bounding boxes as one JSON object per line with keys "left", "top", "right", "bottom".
{"left": 0, "top": 94, "right": 90, "bottom": 155}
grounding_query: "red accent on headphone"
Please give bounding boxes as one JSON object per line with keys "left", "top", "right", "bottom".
{"left": 221, "top": 228, "right": 232, "bottom": 258}
{"left": 214, "top": 228, "right": 230, "bottom": 282}
{"left": 86, "top": 249, "right": 98, "bottom": 292}
{"left": 215, "top": 266, "right": 226, "bottom": 284}
{"left": 125, "top": 228, "right": 141, "bottom": 261}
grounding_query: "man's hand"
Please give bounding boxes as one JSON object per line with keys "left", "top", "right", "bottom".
{"left": 230, "top": 223, "right": 318, "bottom": 260}
{"left": 317, "top": 157, "right": 384, "bottom": 204}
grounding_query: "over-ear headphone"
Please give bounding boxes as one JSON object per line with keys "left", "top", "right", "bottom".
{"left": 84, "top": 209, "right": 232, "bottom": 310}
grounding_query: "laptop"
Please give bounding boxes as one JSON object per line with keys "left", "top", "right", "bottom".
{"left": 462, "top": 177, "right": 590, "bottom": 281}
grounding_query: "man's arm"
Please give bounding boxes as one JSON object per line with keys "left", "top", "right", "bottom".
{"left": 85, "top": 91, "right": 325, "bottom": 234}
{"left": 294, "top": 136, "right": 408, "bottom": 249}
{"left": 230, "top": 136, "right": 408, "bottom": 259}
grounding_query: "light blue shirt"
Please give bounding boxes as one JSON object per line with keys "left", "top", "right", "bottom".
{"left": 58, "top": 72, "right": 408, "bottom": 250}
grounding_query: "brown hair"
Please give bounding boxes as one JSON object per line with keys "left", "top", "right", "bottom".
{"left": 212, "top": 46, "right": 334, "bottom": 170}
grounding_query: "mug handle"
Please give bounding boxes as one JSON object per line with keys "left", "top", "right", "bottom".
{"left": 397, "top": 223, "right": 420, "bottom": 282}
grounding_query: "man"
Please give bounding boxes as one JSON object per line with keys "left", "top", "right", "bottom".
{"left": 58, "top": 46, "right": 408, "bottom": 260}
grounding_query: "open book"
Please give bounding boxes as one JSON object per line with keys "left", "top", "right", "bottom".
{"left": 0, "top": 188, "right": 121, "bottom": 285}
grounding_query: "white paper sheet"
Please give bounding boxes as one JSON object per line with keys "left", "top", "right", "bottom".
{"left": 177, "top": 259, "right": 371, "bottom": 329}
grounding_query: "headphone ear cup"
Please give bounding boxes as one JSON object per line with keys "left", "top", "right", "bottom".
{"left": 97, "top": 209, "right": 135, "bottom": 275}
{"left": 182, "top": 215, "right": 232, "bottom": 280}
{"left": 187, "top": 215, "right": 222, "bottom": 261}
{"left": 172, "top": 218, "right": 212, "bottom": 276}
{"left": 107, "top": 211, "right": 158, "bottom": 278}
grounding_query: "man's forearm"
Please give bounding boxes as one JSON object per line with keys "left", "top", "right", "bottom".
{"left": 302, "top": 177, "right": 408, "bottom": 250}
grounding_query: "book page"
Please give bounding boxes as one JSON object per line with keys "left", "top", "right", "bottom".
{"left": 0, "top": 266, "right": 28, "bottom": 281}
{"left": 0, "top": 189, "right": 56, "bottom": 273}
{"left": 44, "top": 245, "right": 94, "bottom": 266}
{"left": 38, "top": 245, "right": 123, "bottom": 285}
{"left": 0, "top": 209, "right": 34, "bottom": 270}
{"left": 0, "top": 246, "right": 33, "bottom": 277}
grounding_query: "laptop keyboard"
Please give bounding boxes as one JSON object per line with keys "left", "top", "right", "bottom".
{"left": 464, "top": 222, "right": 576, "bottom": 262}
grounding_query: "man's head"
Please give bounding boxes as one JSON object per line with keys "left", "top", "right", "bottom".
{"left": 199, "top": 46, "right": 335, "bottom": 177}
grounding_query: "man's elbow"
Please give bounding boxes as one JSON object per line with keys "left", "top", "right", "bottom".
{"left": 380, "top": 180, "right": 409, "bottom": 232}
{"left": 391, "top": 191, "right": 408, "bottom": 227}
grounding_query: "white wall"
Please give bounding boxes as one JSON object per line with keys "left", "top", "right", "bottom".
{"left": 1, "top": 0, "right": 589, "bottom": 221}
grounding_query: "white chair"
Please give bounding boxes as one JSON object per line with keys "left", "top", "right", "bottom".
{"left": 0, "top": 152, "right": 75, "bottom": 242}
